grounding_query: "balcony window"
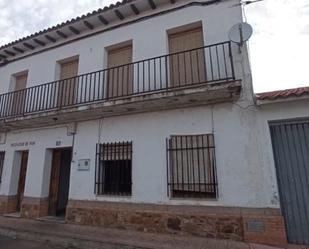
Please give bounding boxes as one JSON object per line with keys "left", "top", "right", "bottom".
{"left": 166, "top": 134, "right": 217, "bottom": 198}
{"left": 106, "top": 43, "right": 133, "bottom": 98}
{"left": 9, "top": 72, "right": 28, "bottom": 116}
{"left": 168, "top": 25, "right": 205, "bottom": 87}
{"left": 58, "top": 57, "right": 79, "bottom": 106}
{"left": 95, "top": 142, "right": 132, "bottom": 196}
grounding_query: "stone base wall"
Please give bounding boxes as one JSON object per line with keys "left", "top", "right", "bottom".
{"left": 20, "top": 197, "right": 49, "bottom": 219}
{"left": 0, "top": 195, "right": 18, "bottom": 214}
{"left": 66, "top": 200, "right": 287, "bottom": 247}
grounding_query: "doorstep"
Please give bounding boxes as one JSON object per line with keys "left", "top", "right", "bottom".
{"left": 3, "top": 212, "right": 21, "bottom": 218}
{"left": 0, "top": 215, "right": 299, "bottom": 249}
{"left": 36, "top": 215, "right": 65, "bottom": 223}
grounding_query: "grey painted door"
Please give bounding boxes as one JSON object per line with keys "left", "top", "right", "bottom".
{"left": 270, "top": 121, "right": 309, "bottom": 245}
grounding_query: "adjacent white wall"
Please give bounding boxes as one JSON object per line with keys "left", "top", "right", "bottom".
{"left": 255, "top": 98, "right": 309, "bottom": 207}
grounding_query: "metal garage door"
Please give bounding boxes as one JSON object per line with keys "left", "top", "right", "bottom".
{"left": 270, "top": 120, "right": 309, "bottom": 245}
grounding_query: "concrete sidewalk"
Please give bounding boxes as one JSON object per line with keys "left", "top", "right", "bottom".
{"left": 0, "top": 216, "right": 306, "bottom": 249}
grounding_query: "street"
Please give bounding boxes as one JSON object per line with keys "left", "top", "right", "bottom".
{"left": 0, "top": 235, "right": 68, "bottom": 249}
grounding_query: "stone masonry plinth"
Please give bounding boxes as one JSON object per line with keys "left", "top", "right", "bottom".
{"left": 65, "top": 200, "right": 287, "bottom": 247}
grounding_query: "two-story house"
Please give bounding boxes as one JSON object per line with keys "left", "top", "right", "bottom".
{"left": 0, "top": 0, "right": 288, "bottom": 246}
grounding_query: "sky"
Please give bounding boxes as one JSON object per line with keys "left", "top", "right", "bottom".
{"left": 0, "top": 0, "right": 308, "bottom": 93}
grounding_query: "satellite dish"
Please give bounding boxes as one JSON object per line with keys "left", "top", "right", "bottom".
{"left": 228, "top": 22, "right": 253, "bottom": 45}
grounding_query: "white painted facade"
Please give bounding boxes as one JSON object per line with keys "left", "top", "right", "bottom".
{"left": 0, "top": 0, "right": 296, "bottom": 211}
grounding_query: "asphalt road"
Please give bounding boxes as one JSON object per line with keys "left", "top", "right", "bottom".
{"left": 0, "top": 235, "right": 68, "bottom": 249}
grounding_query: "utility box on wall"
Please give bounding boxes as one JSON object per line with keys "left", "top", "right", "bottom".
{"left": 77, "top": 159, "right": 90, "bottom": 171}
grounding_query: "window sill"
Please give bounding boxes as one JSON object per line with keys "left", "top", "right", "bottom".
{"left": 95, "top": 194, "right": 132, "bottom": 199}
{"left": 168, "top": 196, "right": 218, "bottom": 202}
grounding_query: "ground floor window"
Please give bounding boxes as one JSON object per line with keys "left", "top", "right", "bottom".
{"left": 0, "top": 151, "right": 5, "bottom": 183}
{"left": 95, "top": 142, "right": 132, "bottom": 196}
{"left": 166, "top": 134, "right": 217, "bottom": 198}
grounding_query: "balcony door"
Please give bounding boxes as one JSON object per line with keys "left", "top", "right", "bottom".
{"left": 168, "top": 27, "right": 206, "bottom": 87}
{"left": 11, "top": 73, "right": 27, "bottom": 116}
{"left": 107, "top": 45, "right": 133, "bottom": 98}
{"left": 58, "top": 59, "right": 79, "bottom": 107}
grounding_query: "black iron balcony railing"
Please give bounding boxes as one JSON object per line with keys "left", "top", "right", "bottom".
{"left": 0, "top": 41, "right": 235, "bottom": 119}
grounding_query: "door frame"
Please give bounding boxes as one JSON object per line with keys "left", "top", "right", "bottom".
{"left": 48, "top": 147, "right": 72, "bottom": 216}
{"left": 16, "top": 150, "right": 29, "bottom": 212}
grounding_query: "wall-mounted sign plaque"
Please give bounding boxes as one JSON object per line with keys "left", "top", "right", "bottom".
{"left": 11, "top": 141, "right": 35, "bottom": 147}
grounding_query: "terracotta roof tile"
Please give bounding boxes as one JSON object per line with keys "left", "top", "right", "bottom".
{"left": 256, "top": 86, "right": 309, "bottom": 101}
{"left": 0, "top": 0, "right": 135, "bottom": 51}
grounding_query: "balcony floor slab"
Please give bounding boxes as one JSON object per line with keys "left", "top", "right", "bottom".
{"left": 0, "top": 80, "right": 241, "bottom": 132}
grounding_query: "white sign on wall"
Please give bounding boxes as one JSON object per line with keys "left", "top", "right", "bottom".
{"left": 78, "top": 159, "right": 90, "bottom": 171}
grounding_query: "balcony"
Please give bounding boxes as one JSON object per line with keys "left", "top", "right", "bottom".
{"left": 0, "top": 42, "right": 241, "bottom": 131}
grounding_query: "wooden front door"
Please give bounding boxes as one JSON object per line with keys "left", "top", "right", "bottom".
{"left": 12, "top": 73, "right": 27, "bottom": 115}
{"left": 58, "top": 59, "right": 79, "bottom": 107}
{"left": 107, "top": 45, "right": 133, "bottom": 98}
{"left": 168, "top": 27, "right": 206, "bottom": 87}
{"left": 49, "top": 148, "right": 72, "bottom": 216}
{"left": 16, "top": 151, "right": 28, "bottom": 211}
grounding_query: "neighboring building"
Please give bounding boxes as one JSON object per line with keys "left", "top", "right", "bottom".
{"left": 0, "top": 0, "right": 306, "bottom": 246}
{"left": 256, "top": 87, "right": 309, "bottom": 246}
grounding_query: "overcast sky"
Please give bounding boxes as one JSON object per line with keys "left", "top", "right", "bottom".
{"left": 0, "top": 0, "right": 307, "bottom": 93}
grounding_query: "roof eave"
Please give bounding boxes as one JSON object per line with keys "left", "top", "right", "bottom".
{"left": 256, "top": 94, "right": 309, "bottom": 106}
{"left": 0, "top": 0, "right": 170, "bottom": 63}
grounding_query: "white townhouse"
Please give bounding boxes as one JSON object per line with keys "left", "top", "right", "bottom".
{"left": 1, "top": 0, "right": 308, "bottom": 246}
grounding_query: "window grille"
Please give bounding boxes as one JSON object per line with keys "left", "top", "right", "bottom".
{"left": 0, "top": 151, "right": 5, "bottom": 183}
{"left": 166, "top": 134, "right": 217, "bottom": 198}
{"left": 95, "top": 142, "right": 132, "bottom": 196}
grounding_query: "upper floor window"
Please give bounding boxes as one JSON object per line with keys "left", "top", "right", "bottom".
{"left": 106, "top": 42, "right": 133, "bottom": 98}
{"left": 9, "top": 71, "right": 28, "bottom": 116}
{"left": 95, "top": 141, "right": 132, "bottom": 196}
{"left": 168, "top": 23, "right": 206, "bottom": 87}
{"left": 166, "top": 134, "right": 217, "bottom": 199}
{"left": 57, "top": 57, "right": 79, "bottom": 107}
{"left": 12, "top": 72, "right": 28, "bottom": 91}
